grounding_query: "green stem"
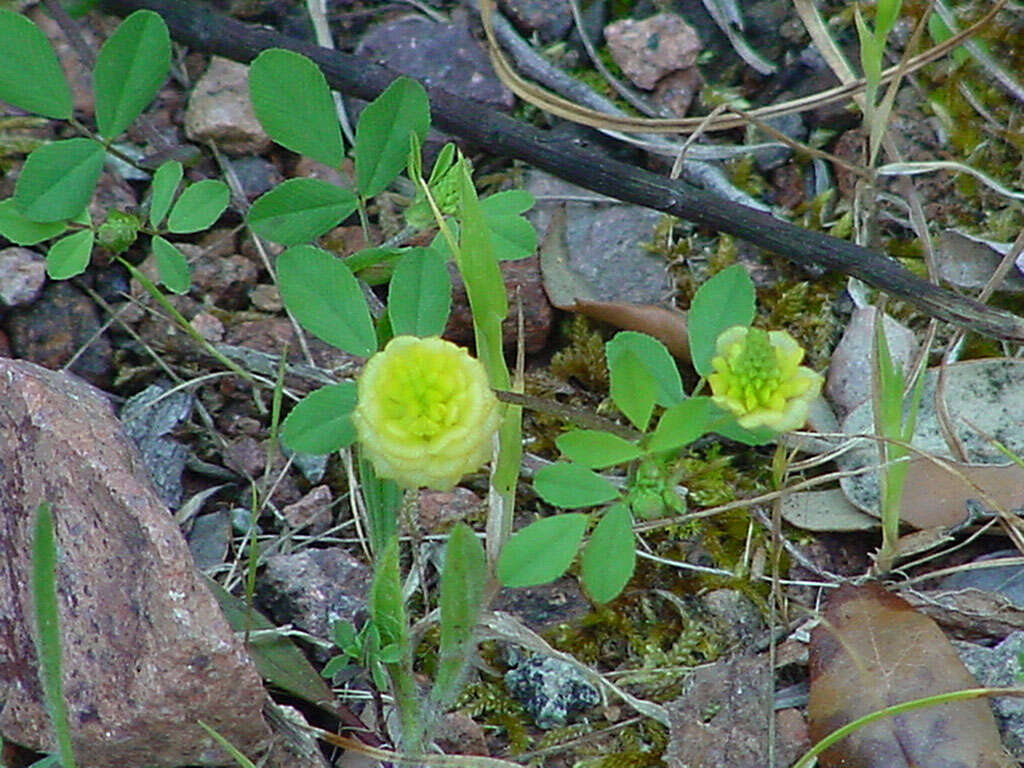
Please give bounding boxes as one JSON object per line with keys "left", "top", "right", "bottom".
{"left": 118, "top": 256, "right": 255, "bottom": 383}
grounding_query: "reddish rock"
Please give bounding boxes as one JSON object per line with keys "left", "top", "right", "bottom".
{"left": 0, "top": 359, "right": 270, "bottom": 766}
{"left": 185, "top": 57, "right": 271, "bottom": 155}
{"left": 416, "top": 487, "right": 483, "bottom": 534}
{"left": 282, "top": 485, "right": 334, "bottom": 533}
{"left": 196, "top": 228, "right": 239, "bottom": 259}
{"left": 831, "top": 128, "right": 866, "bottom": 201}
{"left": 665, "top": 655, "right": 804, "bottom": 768}
{"left": 651, "top": 68, "right": 702, "bottom": 118}
{"left": 223, "top": 435, "right": 266, "bottom": 478}
{"left": 190, "top": 311, "right": 225, "bottom": 343}
{"left": 249, "top": 283, "right": 283, "bottom": 313}
{"left": 189, "top": 251, "right": 260, "bottom": 309}
{"left": 256, "top": 548, "right": 371, "bottom": 661}
{"left": 224, "top": 317, "right": 362, "bottom": 377}
{"left": 436, "top": 712, "right": 490, "bottom": 756}
{"left": 445, "top": 255, "right": 553, "bottom": 354}
{"left": 604, "top": 13, "right": 701, "bottom": 90}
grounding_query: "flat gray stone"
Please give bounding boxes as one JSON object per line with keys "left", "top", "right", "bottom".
{"left": 526, "top": 171, "right": 671, "bottom": 305}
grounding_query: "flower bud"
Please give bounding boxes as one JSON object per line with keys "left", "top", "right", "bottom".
{"left": 353, "top": 336, "right": 500, "bottom": 490}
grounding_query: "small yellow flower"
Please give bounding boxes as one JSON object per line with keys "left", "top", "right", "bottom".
{"left": 707, "top": 326, "right": 823, "bottom": 432}
{"left": 353, "top": 336, "right": 500, "bottom": 490}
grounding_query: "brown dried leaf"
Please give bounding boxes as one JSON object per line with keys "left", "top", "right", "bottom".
{"left": 571, "top": 298, "right": 690, "bottom": 361}
{"left": 808, "top": 582, "right": 1013, "bottom": 768}
{"left": 897, "top": 458, "right": 1024, "bottom": 529}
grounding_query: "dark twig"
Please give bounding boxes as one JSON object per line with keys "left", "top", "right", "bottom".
{"left": 97, "top": 0, "right": 1024, "bottom": 342}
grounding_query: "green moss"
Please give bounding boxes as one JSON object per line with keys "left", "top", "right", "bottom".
{"left": 457, "top": 680, "right": 532, "bottom": 754}
{"left": 725, "top": 155, "right": 766, "bottom": 199}
{"left": 550, "top": 315, "right": 610, "bottom": 392}
{"left": 674, "top": 442, "right": 766, "bottom": 508}
{"left": 756, "top": 280, "right": 839, "bottom": 370}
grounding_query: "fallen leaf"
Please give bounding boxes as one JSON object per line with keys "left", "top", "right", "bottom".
{"left": 780, "top": 488, "right": 878, "bottom": 531}
{"left": 571, "top": 298, "right": 690, "bottom": 360}
{"left": 808, "top": 582, "right": 1013, "bottom": 767}
{"left": 904, "top": 588, "right": 1024, "bottom": 641}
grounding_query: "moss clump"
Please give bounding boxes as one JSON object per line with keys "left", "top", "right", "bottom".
{"left": 457, "top": 679, "right": 532, "bottom": 754}
{"left": 673, "top": 441, "right": 767, "bottom": 508}
{"left": 725, "top": 154, "right": 767, "bottom": 199}
{"left": 550, "top": 315, "right": 609, "bottom": 392}
{"left": 756, "top": 280, "right": 838, "bottom": 371}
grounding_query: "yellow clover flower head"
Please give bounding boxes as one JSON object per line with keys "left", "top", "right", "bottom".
{"left": 707, "top": 326, "right": 823, "bottom": 432}
{"left": 353, "top": 335, "right": 501, "bottom": 491}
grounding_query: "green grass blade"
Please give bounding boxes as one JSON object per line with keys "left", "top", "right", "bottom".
{"left": 197, "top": 721, "right": 257, "bottom": 768}
{"left": 31, "top": 502, "right": 77, "bottom": 768}
{"left": 431, "top": 523, "right": 486, "bottom": 709}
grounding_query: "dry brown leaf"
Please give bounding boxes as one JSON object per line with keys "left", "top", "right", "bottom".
{"left": 808, "top": 582, "right": 1013, "bottom": 768}
{"left": 570, "top": 298, "right": 690, "bottom": 361}
{"left": 897, "top": 458, "right": 1024, "bottom": 529}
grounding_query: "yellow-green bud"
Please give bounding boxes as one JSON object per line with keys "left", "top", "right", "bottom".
{"left": 97, "top": 210, "right": 140, "bottom": 254}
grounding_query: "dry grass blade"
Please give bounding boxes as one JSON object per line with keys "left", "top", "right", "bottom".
{"left": 479, "top": 0, "right": 1008, "bottom": 135}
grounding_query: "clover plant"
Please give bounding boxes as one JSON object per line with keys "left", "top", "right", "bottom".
{"left": 496, "top": 265, "right": 822, "bottom": 603}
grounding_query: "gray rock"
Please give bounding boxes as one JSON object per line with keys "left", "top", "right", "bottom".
{"left": 937, "top": 230, "right": 1024, "bottom": 294}
{"left": 0, "top": 359, "right": 269, "bottom": 767}
{"left": 504, "top": 653, "right": 600, "bottom": 729}
{"left": 356, "top": 16, "right": 515, "bottom": 110}
{"left": 229, "top": 155, "right": 283, "bottom": 200}
{"left": 940, "top": 550, "right": 1024, "bottom": 609}
{"left": 187, "top": 510, "right": 233, "bottom": 570}
{"left": 701, "top": 589, "right": 765, "bottom": 649}
{"left": 120, "top": 381, "right": 195, "bottom": 509}
{"left": 256, "top": 548, "right": 371, "bottom": 662}
{"left": 825, "top": 306, "right": 916, "bottom": 418}
{"left": 604, "top": 13, "right": 701, "bottom": 90}
{"left": 957, "top": 632, "right": 1024, "bottom": 758}
{"left": 0, "top": 247, "right": 46, "bottom": 307}
{"left": 185, "top": 57, "right": 271, "bottom": 155}
{"left": 6, "top": 280, "right": 114, "bottom": 388}
{"left": 754, "top": 113, "right": 807, "bottom": 172}
{"left": 498, "top": 0, "right": 572, "bottom": 42}
{"left": 284, "top": 446, "right": 329, "bottom": 484}
{"left": 526, "top": 171, "right": 671, "bottom": 304}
